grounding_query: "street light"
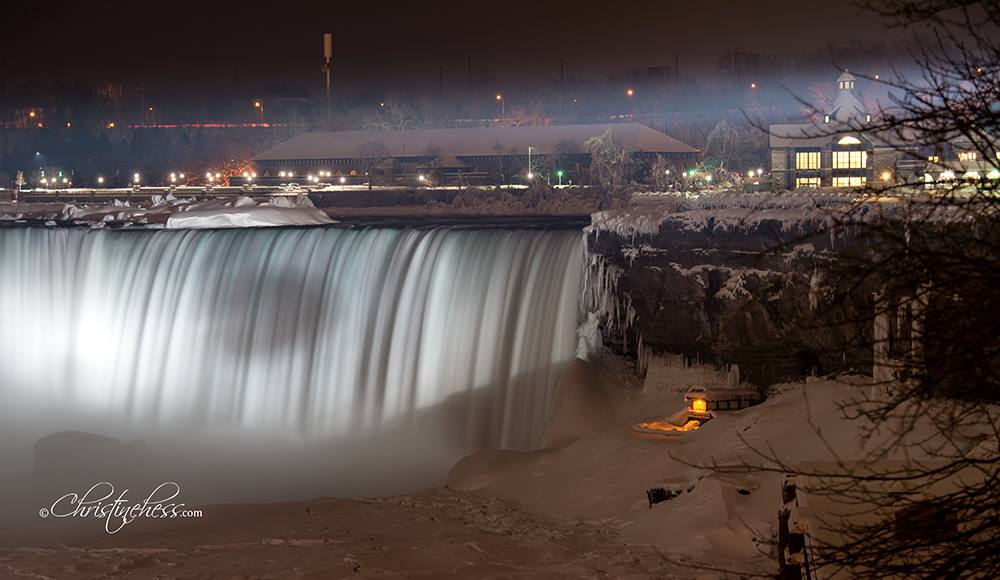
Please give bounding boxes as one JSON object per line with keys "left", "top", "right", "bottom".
{"left": 133, "top": 173, "right": 141, "bottom": 184}
{"left": 253, "top": 100, "right": 263, "bottom": 122}
{"left": 556, "top": 169, "right": 564, "bottom": 186}
{"left": 496, "top": 93, "right": 504, "bottom": 117}
{"left": 626, "top": 88, "right": 635, "bottom": 97}
{"left": 97, "top": 176, "right": 105, "bottom": 186}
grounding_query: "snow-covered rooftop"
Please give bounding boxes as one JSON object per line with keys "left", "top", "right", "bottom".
{"left": 253, "top": 123, "right": 698, "bottom": 162}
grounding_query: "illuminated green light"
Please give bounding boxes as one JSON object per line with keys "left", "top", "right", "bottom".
{"left": 556, "top": 170, "right": 564, "bottom": 177}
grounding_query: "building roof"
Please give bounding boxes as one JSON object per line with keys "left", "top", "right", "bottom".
{"left": 769, "top": 123, "right": 921, "bottom": 149}
{"left": 253, "top": 123, "right": 698, "bottom": 162}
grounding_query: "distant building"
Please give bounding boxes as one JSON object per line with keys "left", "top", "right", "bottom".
{"left": 770, "top": 71, "right": 998, "bottom": 191}
{"left": 250, "top": 123, "right": 698, "bottom": 186}
{"left": 770, "top": 71, "right": 917, "bottom": 190}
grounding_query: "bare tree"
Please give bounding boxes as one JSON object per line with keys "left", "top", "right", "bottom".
{"left": 719, "top": 2, "right": 1000, "bottom": 577}
{"left": 649, "top": 154, "right": 677, "bottom": 191}
{"left": 357, "top": 141, "right": 391, "bottom": 190}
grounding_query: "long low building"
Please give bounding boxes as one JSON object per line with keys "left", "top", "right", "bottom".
{"left": 250, "top": 123, "right": 698, "bottom": 186}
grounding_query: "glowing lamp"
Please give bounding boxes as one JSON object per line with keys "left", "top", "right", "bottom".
{"left": 881, "top": 171, "right": 892, "bottom": 182}
{"left": 691, "top": 399, "right": 707, "bottom": 414}
{"left": 339, "top": 176, "right": 346, "bottom": 184}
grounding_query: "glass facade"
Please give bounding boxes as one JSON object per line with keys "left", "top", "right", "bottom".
{"left": 832, "top": 150, "right": 868, "bottom": 169}
{"left": 795, "top": 151, "right": 820, "bottom": 170}
{"left": 832, "top": 176, "right": 867, "bottom": 187}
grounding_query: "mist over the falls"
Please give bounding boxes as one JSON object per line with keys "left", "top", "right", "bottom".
{"left": 0, "top": 226, "right": 585, "bottom": 507}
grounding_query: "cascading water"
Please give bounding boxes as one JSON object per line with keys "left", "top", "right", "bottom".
{"left": 0, "top": 226, "right": 584, "bottom": 500}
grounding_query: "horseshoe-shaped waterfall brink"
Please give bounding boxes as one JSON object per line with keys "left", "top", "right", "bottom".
{"left": 0, "top": 226, "right": 586, "bottom": 498}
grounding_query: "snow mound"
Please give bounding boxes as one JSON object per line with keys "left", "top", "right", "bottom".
{"left": 166, "top": 205, "right": 334, "bottom": 229}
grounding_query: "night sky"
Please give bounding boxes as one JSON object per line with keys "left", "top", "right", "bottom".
{"left": 5, "top": 0, "right": 900, "bottom": 96}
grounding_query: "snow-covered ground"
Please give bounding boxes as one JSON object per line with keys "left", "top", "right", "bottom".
{"left": 0, "top": 194, "right": 331, "bottom": 229}
{"left": 0, "top": 355, "right": 930, "bottom": 578}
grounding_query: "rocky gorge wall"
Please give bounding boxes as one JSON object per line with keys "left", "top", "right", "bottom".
{"left": 585, "top": 194, "right": 876, "bottom": 387}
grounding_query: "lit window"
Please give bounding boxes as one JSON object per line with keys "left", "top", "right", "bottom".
{"left": 832, "top": 150, "right": 868, "bottom": 169}
{"left": 796, "top": 177, "right": 821, "bottom": 188}
{"left": 832, "top": 176, "right": 867, "bottom": 188}
{"left": 691, "top": 399, "right": 707, "bottom": 413}
{"left": 927, "top": 155, "right": 940, "bottom": 163}
{"left": 837, "top": 135, "right": 862, "bottom": 146}
{"left": 824, "top": 114, "right": 831, "bottom": 123}
{"left": 958, "top": 151, "right": 978, "bottom": 161}
{"left": 795, "top": 151, "right": 820, "bottom": 170}
{"left": 838, "top": 80, "right": 855, "bottom": 90}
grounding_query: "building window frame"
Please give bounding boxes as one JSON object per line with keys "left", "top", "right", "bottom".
{"left": 832, "top": 150, "right": 868, "bottom": 169}
{"left": 795, "top": 150, "right": 821, "bottom": 170}
{"left": 832, "top": 176, "right": 867, "bottom": 188}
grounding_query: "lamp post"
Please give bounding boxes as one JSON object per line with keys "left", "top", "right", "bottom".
{"left": 496, "top": 94, "right": 504, "bottom": 118}
{"left": 527, "top": 145, "right": 534, "bottom": 180}
{"left": 254, "top": 100, "right": 264, "bottom": 122}
{"left": 556, "top": 169, "right": 564, "bottom": 186}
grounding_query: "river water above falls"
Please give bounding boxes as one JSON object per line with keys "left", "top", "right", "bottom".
{"left": 0, "top": 226, "right": 584, "bottom": 501}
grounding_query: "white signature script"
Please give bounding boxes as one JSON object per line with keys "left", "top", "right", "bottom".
{"left": 39, "top": 482, "right": 203, "bottom": 533}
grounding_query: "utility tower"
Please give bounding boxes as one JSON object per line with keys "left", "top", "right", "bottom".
{"left": 322, "top": 33, "right": 333, "bottom": 119}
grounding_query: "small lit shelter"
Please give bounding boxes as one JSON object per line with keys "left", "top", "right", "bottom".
{"left": 684, "top": 386, "right": 760, "bottom": 422}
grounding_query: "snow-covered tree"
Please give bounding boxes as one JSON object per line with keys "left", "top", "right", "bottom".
{"left": 584, "top": 129, "right": 632, "bottom": 189}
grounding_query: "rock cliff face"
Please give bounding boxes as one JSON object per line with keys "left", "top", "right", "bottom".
{"left": 586, "top": 195, "right": 875, "bottom": 386}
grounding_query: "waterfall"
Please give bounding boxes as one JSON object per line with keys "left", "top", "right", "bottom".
{"left": 0, "top": 227, "right": 584, "bottom": 461}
